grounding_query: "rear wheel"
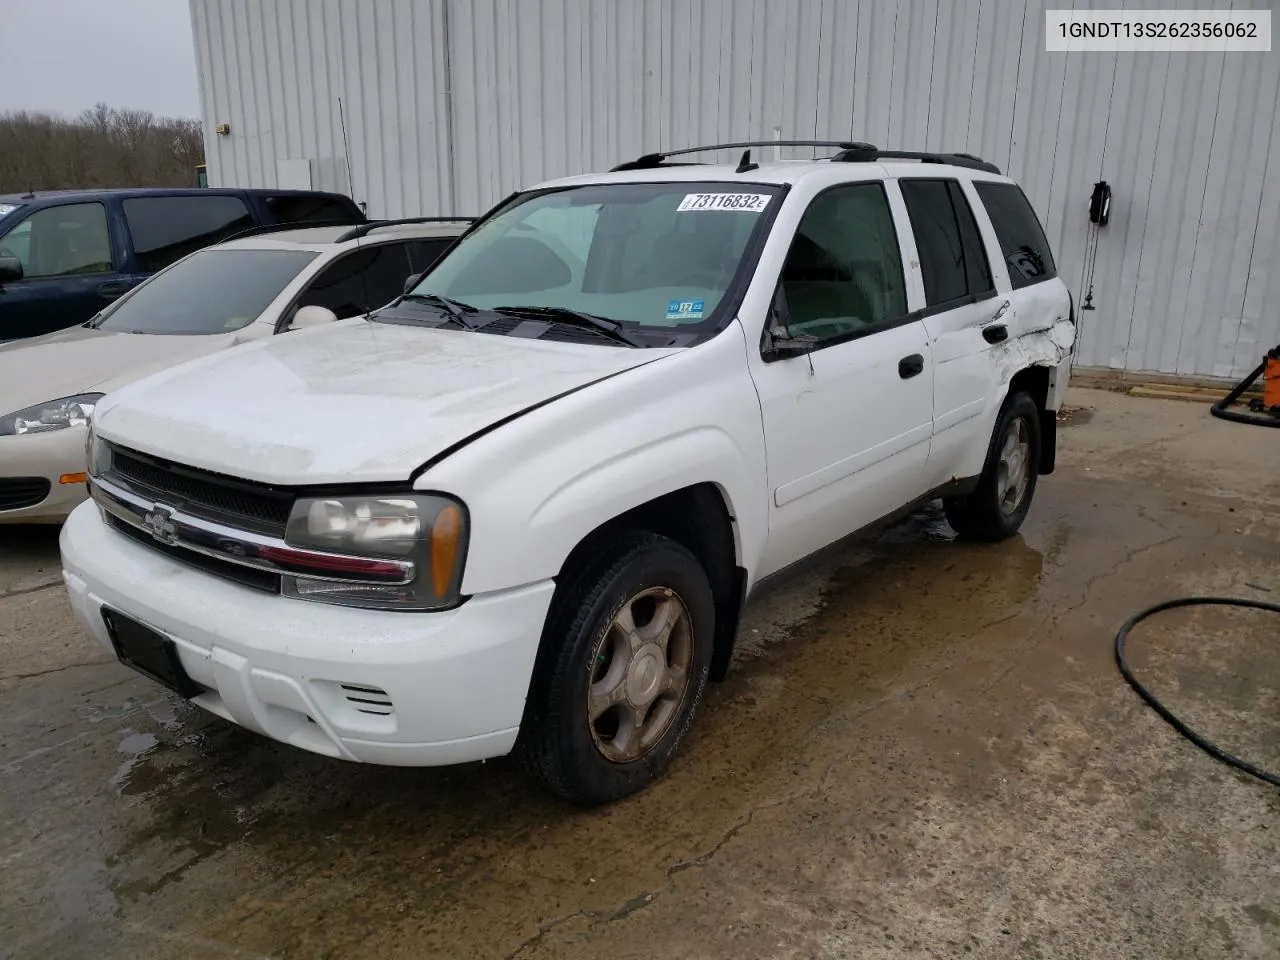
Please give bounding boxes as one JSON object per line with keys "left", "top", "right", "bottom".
{"left": 944, "top": 391, "right": 1041, "bottom": 542}
{"left": 518, "top": 530, "right": 714, "bottom": 805}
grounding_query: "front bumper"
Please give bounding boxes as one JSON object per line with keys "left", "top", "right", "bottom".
{"left": 0, "top": 427, "right": 90, "bottom": 523}
{"left": 60, "top": 500, "right": 555, "bottom": 765}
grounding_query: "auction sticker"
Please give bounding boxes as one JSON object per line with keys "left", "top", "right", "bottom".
{"left": 677, "top": 193, "right": 772, "bottom": 212}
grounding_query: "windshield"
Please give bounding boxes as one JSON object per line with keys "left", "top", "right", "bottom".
{"left": 96, "top": 248, "right": 318, "bottom": 334}
{"left": 404, "top": 182, "right": 781, "bottom": 333}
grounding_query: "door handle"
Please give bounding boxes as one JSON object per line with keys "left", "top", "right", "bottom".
{"left": 990, "top": 299, "right": 1011, "bottom": 322}
{"left": 97, "top": 281, "right": 128, "bottom": 300}
{"left": 982, "top": 324, "right": 1008, "bottom": 344}
{"left": 898, "top": 354, "right": 925, "bottom": 379}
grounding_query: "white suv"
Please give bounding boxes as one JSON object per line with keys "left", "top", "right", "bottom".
{"left": 60, "top": 141, "right": 1074, "bottom": 805}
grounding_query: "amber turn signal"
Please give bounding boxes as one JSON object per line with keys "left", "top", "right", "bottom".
{"left": 59, "top": 472, "right": 88, "bottom": 485}
{"left": 431, "top": 504, "right": 463, "bottom": 598}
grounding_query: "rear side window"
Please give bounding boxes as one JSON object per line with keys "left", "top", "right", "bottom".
{"left": 264, "top": 195, "right": 357, "bottom": 224}
{"left": 408, "top": 238, "right": 455, "bottom": 273}
{"left": 298, "top": 243, "right": 414, "bottom": 319}
{"left": 123, "top": 196, "right": 253, "bottom": 273}
{"left": 973, "top": 182, "right": 1057, "bottom": 289}
{"left": 900, "top": 179, "right": 993, "bottom": 307}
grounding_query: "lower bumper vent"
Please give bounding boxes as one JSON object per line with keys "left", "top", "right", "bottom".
{"left": 341, "top": 684, "right": 394, "bottom": 717}
{"left": 0, "top": 477, "right": 52, "bottom": 511}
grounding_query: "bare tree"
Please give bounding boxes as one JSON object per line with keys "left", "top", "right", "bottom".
{"left": 0, "top": 103, "right": 205, "bottom": 193}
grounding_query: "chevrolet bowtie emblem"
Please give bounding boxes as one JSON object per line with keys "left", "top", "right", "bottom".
{"left": 141, "top": 504, "right": 179, "bottom": 546}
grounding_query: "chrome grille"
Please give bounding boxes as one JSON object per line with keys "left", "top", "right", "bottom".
{"left": 105, "top": 442, "right": 293, "bottom": 535}
{"left": 105, "top": 513, "right": 281, "bottom": 593}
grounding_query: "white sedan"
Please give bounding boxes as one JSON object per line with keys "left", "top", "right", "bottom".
{"left": 0, "top": 219, "right": 467, "bottom": 523}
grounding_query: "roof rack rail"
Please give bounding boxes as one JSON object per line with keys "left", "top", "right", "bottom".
{"left": 336, "top": 216, "right": 476, "bottom": 242}
{"left": 610, "top": 140, "right": 875, "bottom": 172}
{"left": 223, "top": 217, "right": 366, "bottom": 242}
{"left": 831, "top": 145, "right": 1001, "bottom": 174}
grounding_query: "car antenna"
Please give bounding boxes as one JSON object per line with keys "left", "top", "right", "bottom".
{"left": 735, "top": 149, "right": 759, "bottom": 174}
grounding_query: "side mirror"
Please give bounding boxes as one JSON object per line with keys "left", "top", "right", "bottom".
{"left": 402, "top": 272, "right": 424, "bottom": 295}
{"left": 0, "top": 255, "right": 22, "bottom": 283}
{"left": 288, "top": 305, "right": 339, "bottom": 330}
{"left": 762, "top": 287, "right": 820, "bottom": 360}
{"left": 770, "top": 331, "right": 821, "bottom": 359}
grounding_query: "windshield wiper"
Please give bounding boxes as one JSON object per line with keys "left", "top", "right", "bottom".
{"left": 492, "top": 305, "right": 644, "bottom": 347}
{"left": 400, "top": 293, "right": 482, "bottom": 330}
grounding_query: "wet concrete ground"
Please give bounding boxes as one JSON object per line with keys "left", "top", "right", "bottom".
{"left": 1, "top": 387, "right": 1277, "bottom": 960}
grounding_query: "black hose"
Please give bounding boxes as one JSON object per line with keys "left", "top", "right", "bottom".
{"left": 1210, "top": 357, "right": 1280, "bottom": 427}
{"left": 1115, "top": 597, "right": 1280, "bottom": 788}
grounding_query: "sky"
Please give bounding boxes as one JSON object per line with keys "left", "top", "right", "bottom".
{"left": 0, "top": 0, "right": 201, "bottom": 119}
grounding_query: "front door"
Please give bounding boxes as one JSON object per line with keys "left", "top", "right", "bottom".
{"left": 0, "top": 201, "right": 125, "bottom": 341}
{"left": 746, "top": 181, "right": 934, "bottom": 578}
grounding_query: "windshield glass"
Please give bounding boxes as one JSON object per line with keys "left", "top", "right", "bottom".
{"left": 404, "top": 182, "right": 781, "bottom": 332}
{"left": 96, "top": 248, "right": 317, "bottom": 334}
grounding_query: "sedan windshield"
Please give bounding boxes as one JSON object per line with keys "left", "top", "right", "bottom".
{"left": 404, "top": 182, "right": 781, "bottom": 334}
{"left": 95, "top": 248, "right": 318, "bottom": 335}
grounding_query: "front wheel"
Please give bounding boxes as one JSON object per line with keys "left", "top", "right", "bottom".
{"left": 944, "top": 391, "right": 1042, "bottom": 542}
{"left": 517, "top": 530, "right": 714, "bottom": 805}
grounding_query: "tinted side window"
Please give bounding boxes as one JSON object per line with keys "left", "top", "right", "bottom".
{"left": 264, "top": 195, "right": 357, "bottom": 223}
{"left": 777, "top": 183, "right": 908, "bottom": 344}
{"left": 298, "top": 244, "right": 413, "bottom": 319}
{"left": 408, "top": 238, "right": 455, "bottom": 273}
{"left": 900, "top": 180, "right": 970, "bottom": 306}
{"left": 949, "top": 183, "right": 994, "bottom": 296}
{"left": 123, "top": 196, "right": 253, "bottom": 273}
{"left": 1, "top": 202, "right": 113, "bottom": 279}
{"left": 973, "top": 182, "right": 1057, "bottom": 289}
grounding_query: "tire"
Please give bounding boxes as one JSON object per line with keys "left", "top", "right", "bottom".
{"left": 943, "top": 391, "right": 1042, "bottom": 542}
{"left": 517, "top": 530, "right": 715, "bottom": 805}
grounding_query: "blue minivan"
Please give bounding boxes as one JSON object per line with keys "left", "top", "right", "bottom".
{"left": 0, "top": 188, "right": 364, "bottom": 341}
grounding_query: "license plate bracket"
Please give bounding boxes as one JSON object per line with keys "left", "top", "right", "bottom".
{"left": 102, "top": 608, "right": 202, "bottom": 699}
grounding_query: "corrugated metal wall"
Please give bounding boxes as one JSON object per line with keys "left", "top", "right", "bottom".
{"left": 190, "top": 0, "right": 1280, "bottom": 378}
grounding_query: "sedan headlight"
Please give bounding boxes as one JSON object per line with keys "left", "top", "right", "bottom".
{"left": 0, "top": 393, "right": 103, "bottom": 437}
{"left": 281, "top": 493, "right": 468, "bottom": 611}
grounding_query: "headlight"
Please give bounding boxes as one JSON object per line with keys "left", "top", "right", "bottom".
{"left": 280, "top": 493, "right": 468, "bottom": 611}
{"left": 0, "top": 393, "right": 103, "bottom": 437}
{"left": 85, "top": 425, "right": 111, "bottom": 477}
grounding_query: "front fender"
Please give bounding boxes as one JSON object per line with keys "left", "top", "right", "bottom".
{"left": 526, "top": 425, "right": 752, "bottom": 555}
{"left": 418, "top": 326, "right": 769, "bottom": 596}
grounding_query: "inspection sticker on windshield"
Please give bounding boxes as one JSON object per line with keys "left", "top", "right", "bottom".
{"left": 666, "top": 298, "right": 705, "bottom": 320}
{"left": 677, "top": 193, "right": 771, "bottom": 213}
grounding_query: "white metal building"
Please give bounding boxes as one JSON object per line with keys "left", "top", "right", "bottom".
{"left": 189, "top": 0, "right": 1280, "bottom": 380}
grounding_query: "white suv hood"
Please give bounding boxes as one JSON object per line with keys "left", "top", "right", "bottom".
{"left": 94, "top": 319, "right": 676, "bottom": 485}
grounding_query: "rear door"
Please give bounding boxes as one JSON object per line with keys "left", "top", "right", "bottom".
{"left": 970, "top": 180, "right": 1071, "bottom": 405}
{"left": 0, "top": 200, "right": 125, "bottom": 340}
{"left": 897, "top": 177, "right": 1006, "bottom": 487}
